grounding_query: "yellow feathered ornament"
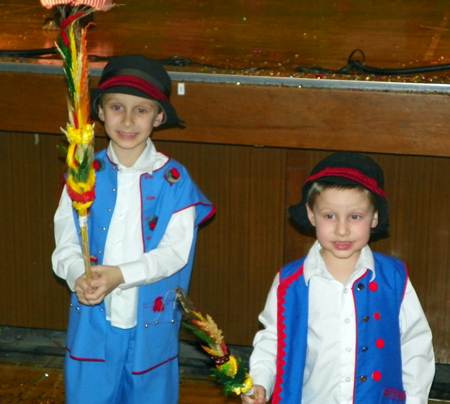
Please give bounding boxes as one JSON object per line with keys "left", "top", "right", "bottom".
{"left": 175, "top": 287, "right": 255, "bottom": 398}
{"left": 55, "top": 7, "right": 98, "bottom": 278}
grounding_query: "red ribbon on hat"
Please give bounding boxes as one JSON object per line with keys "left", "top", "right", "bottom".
{"left": 99, "top": 75, "right": 169, "bottom": 102}
{"left": 306, "top": 167, "right": 387, "bottom": 198}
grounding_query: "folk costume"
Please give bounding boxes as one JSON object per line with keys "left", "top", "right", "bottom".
{"left": 250, "top": 242, "right": 434, "bottom": 404}
{"left": 52, "top": 56, "right": 214, "bottom": 404}
{"left": 53, "top": 140, "right": 214, "bottom": 404}
{"left": 248, "top": 153, "right": 434, "bottom": 404}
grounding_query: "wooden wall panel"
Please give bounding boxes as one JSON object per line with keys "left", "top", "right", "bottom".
{"left": 0, "top": 132, "right": 110, "bottom": 329}
{"left": 154, "top": 141, "right": 287, "bottom": 345}
{"left": 285, "top": 150, "right": 450, "bottom": 363}
{"left": 0, "top": 132, "right": 68, "bottom": 329}
{"left": 2, "top": 132, "right": 450, "bottom": 360}
{"left": 3, "top": 71, "right": 450, "bottom": 157}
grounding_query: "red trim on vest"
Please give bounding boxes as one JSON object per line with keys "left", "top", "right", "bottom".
{"left": 99, "top": 76, "right": 169, "bottom": 102}
{"left": 273, "top": 265, "right": 304, "bottom": 404}
{"left": 306, "top": 168, "right": 387, "bottom": 198}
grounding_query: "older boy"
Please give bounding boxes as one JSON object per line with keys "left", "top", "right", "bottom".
{"left": 53, "top": 55, "right": 214, "bottom": 404}
{"left": 243, "top": 152, "right": 434, "bottom": 404}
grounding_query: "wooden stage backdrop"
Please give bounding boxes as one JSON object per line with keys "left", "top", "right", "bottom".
{"left": 1, "top": 0, "right": 450, "bottom": 366}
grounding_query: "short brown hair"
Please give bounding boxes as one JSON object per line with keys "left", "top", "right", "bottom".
{"left": 307, "top": 182, "right": 377, "bottom": 212}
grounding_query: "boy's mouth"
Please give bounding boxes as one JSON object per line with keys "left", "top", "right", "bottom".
{"left": 333, "top": 241, "right": 353, "bottom": 250}
{"left": 118, "top": 131, "right": 138, "bottom": 137}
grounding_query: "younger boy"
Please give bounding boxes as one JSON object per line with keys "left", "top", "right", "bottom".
{"left": 52, "top": 55, "right": 214, "bottom": 404}
{"left": 243, "top": 152, "right": 434, "bottom": 404}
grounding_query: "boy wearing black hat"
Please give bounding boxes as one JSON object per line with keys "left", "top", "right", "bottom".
{"left": 242, "top": 152, "right": 434, "bottom": 404}
{"left": 52, "top": 55, "right": 215, "bottom": 404}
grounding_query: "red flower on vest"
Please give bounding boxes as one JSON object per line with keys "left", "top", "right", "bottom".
{"left": 148, "top": 216, "right": 158, "bottom": 231}
{"left": 153, "top": 297, "right": 164, "bottom": 312}
{"left": 93, "top": 158, "right": 105, "bottom": 172}
{"left": 165, "top": 168, "right": 181, "bottom": 185}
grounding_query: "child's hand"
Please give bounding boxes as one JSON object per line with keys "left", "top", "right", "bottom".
{"left": 241, "top": 386, "right": 267, "bottom": 404}
{"left": 74, "top": 265, "right": 125, "bottom": 306}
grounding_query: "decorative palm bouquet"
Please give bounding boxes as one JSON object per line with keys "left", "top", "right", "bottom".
{"left": 175, "top": 287, "right": 255, "bottom": 397}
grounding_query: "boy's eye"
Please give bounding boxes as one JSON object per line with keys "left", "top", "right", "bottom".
{"left": 111, "top": 104, "right": 122, "bottom": 111}
{"left": 325, "top": 214, "right": 335, "bottom": 219}
{"left": 136, "top": 108, "right": 147, "bottom": 114}
{"left": 350, "top": 214, "right": 361, "bottom": 220}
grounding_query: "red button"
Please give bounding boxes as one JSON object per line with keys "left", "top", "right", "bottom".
{"left": 369, "top": 282, "right": 378, "bottom": 292}
{"left": 372, "top": 371, "right": 382, "bottom": 382}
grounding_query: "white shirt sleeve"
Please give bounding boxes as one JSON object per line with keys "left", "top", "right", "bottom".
{"left": 400, "top": 278, "right": 435, "bottom": 404}
{"left": 249, "top": 274, "right": 279, "bottom": 400}
{"left": 52, "top": 187, "right": 85, "bottom": 292}
{"left": 119, "top": 206, "right": 196, "bottom": 289}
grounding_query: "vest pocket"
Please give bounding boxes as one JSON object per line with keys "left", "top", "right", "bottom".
{"left": 143, "top": 296, "right": 182, "bottom": 325}
{"left": 378, "top": 387, "right": 406, "bottom": 403}
{"left": 66, "top": 297, "right": 107, "bottom": 361}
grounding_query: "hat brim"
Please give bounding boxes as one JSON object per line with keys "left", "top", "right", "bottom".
{"left": 90, "top": 86, "right": 184, "bottom": 129}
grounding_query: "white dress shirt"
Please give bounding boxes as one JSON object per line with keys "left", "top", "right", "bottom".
{"left": 250, "top": 241, "right": 435, "bottom": 404}
{"left": 52, "top": 139, "right": 196, "bottom": 329}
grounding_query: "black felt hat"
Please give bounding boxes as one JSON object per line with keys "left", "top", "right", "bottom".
{"left": 289, "top": 152, "right": 389, "bottom": 233}
{"left": 91, "top": 55, "right": 183, "bottom": 128}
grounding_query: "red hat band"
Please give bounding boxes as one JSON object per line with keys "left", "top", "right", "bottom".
{"left": 306, "top": 167, "right": 387, "bottom": 198}
{"left": 99, "top": 75, "right": 169, "bottom": 102}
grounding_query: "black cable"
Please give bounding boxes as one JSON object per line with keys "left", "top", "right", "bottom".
{"left": 0, "top": 47, "right": 112, "bottom": 61}
{"left": 156, "top": 56, "right": 276, "bottom": 72}
{"left": 297, "top": 49, "right": 450, "bottom": 76}
{"left": 0, "top": 47, "right": 58, "bottom": 57}
{"left": 157, "top": 56, "right": 217, "bottom": 69}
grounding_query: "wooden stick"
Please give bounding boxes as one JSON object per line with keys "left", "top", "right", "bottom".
{"left": 79, "top": 213, "right": 92, "bottom": 279}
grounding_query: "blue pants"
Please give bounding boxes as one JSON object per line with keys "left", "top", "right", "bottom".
{"left": 64, "top": 325, "right": 179, "bottom": 404}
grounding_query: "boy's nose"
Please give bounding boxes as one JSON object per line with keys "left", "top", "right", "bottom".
{"left": 335, "top": 220, "right": 350, "bottom": 236}
{"left": 122, "top": 111, "right": 134, "bottom": 126}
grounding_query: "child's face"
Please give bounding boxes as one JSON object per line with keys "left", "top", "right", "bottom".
{"left": 98, "top": 93, "right": 164, "bottom": 164}
{"left": 306, "top": 187, "right": 378, "bottom": 267}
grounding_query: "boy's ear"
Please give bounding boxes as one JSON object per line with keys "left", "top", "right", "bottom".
{"left": 153, "top": 111, "right": 165, "bottom": 128}
{"left": 371, "top": 211, "right": 379, "bottom": 228}
{"left": 306, "top": 204, "right": 316, "bottom": 227}
{"left": 98, "top": 104, "right": 105, "bottom": 122}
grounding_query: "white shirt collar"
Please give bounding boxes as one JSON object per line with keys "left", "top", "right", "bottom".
{"left": 303, "top": 240, "right": 375, "bottom": 285}
{"left": 107, "top": 138, "right": 160, "bottom": 173}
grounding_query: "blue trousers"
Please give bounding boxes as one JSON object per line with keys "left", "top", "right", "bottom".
{"left": 64, "top": 324, "right": 179, "bottom": 404}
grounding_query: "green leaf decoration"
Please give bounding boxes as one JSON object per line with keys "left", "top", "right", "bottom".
{"left": 182, "top": 322, "right": 216, "bottom": 346}
{"left": 210, "top": 358, "right": 248, "bottom": 396}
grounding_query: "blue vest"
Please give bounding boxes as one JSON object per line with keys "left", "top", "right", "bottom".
{"left": 66, "top": 149, "right": 214, "bottom": 375}
{"left": 273, "top": 253, "right": 407, "bottom": 404}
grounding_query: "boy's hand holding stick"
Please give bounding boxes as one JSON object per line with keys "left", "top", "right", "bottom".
{"left": 175, "top": 288, "right": 257, "bottom": 399}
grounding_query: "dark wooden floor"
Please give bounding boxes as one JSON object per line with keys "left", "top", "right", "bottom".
{"left": 0, "top": 363, "right": 446, "bottom": 404}
{"left": 0, "top": 364, "right": 242, "bottom": 404}
{"left": 1, "top": 0, "right": 450, "bottom": 75}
